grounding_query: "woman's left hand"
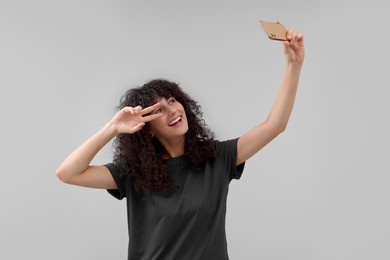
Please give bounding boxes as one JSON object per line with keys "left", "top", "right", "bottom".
{"left": 282, "top": 26, "right": 305, "bottom": 65}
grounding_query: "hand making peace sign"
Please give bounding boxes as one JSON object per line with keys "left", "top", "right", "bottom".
{"left": 110, "top": 102, "right": 163, "bottom": 135}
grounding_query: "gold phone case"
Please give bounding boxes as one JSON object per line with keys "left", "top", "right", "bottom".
{"left": 259, "top": 21, "right": 287, "bottom": 41}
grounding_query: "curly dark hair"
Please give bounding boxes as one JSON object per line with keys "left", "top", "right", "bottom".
{"left": 113, "top": 79, "right": 216, "bottom": 196}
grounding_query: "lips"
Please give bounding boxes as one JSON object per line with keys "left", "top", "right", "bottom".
{"left": 168, "top": 116, "right": 182, "bottom": 126}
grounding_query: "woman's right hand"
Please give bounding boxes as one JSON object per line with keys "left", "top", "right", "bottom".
{"left": 110, "top": 102, "right": 163, "bottom": 135}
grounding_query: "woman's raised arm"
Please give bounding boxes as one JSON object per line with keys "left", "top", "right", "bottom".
{"left": 56, "top": 103, "right": 162, "bottom": 189}
{"left": 236, "top": 27, "right": 305, "bottom": 165}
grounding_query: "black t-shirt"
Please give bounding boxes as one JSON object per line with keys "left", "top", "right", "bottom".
{"left": 105, "top": 138, "right": 245, "bottom": 260}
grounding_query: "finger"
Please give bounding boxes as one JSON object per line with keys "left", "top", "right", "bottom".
{"left": 142, "top": 113, "right": 163, "bottom": 123}
{"left": 134, "top": 106, "right": 142, "bottom": 112}
{"left": 131, "top": 122, "right": 145, "bottom": 132}
{"left": 283, "top": 40, "right": 291, "bottom": 50}
{"left": 291, "top": 31, "right": 300, "bottom": 42}
{"left": 140, "top": 102, "right": 161, "bottom": 116}
{"left": 286, "top": 29, "right": 294, "bottom": 40}
{"left": 296, "top": 32, "right": 304, "bottom": 41}
{"left": 123, "top": 106, "right": 135, "bottom": 114}
{"left": 288, "top": 32, "right": 297, "bottom": 45}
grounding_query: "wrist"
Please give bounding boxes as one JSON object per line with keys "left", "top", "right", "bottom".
{"left": 286, "top": 62, "right": 303, "bottom": 72}
{"left": 104, "top": 121, "right": 119, "bottom": 138}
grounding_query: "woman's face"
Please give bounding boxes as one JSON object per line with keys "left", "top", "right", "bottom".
{"left": 148, "top": 96, "right": 189, "bottom": 142}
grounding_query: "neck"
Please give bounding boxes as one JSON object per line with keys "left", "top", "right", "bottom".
{"left": 158, "top": 136, "right": 185, "bottom": 159}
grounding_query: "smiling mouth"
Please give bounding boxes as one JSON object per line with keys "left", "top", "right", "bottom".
{"left": 168, "top": 116, "right": 182, "bottom": 126}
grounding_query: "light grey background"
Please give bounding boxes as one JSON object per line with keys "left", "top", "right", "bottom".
{"left": 1, "top": 0, "right": 389, "bottom": 259}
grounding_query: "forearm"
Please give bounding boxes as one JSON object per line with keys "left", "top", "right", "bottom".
{"left": 56, "top": 122, "right": 117, "bottom": 181}
{"left": 236, "top": 27, "right": 304, "bottom": 164}
{"left": 266, "top": 62, "right": 302, "bottom": 131}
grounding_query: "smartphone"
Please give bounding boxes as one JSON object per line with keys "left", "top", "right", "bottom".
{"left": 259, "top": 21, "right": 287, "bottom": 41}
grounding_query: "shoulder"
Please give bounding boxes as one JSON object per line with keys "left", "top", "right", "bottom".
{"left": 215, "top": 138, "right": 239, "bottom": 153}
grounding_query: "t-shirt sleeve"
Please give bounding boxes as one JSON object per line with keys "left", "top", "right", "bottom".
{"left": 104, "top": 161, "right": 127, "bottom": 200}
{"left": 216, "top": 138, "right": 245, "bottom": 181}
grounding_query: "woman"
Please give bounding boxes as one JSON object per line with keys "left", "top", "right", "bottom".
{"left": 56, "top": 27, "right": 304, "bottom": 259}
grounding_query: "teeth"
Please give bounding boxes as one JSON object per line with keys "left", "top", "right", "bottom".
{"left": 169, "top": 116, "right": 181, "bottom": 126}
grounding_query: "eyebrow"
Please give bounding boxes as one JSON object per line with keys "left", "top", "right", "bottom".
{"left": 148, "top": 97, "right": 174, "bottom": 114}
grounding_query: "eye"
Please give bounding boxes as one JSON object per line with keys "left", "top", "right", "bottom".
{"left": 151, "top": 106, "right": 163, "bottom": 114}
{"left": 168, "top": 97, "right": 176, "bottom": 104}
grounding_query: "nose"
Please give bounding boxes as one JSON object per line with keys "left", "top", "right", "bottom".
{"left": 166, "top": 105, "right": 176, "bottom": 116}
